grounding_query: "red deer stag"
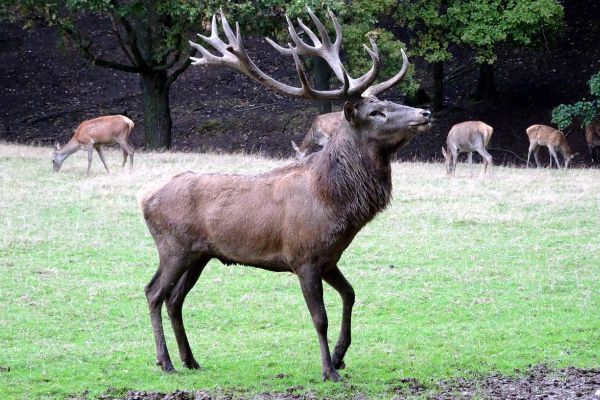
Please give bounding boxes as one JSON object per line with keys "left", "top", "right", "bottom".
{"left": 52, "top": 115, "right": 135, "bottom": 175}
{"left": 526, "top": 124, "right": 574, "bottom": 169}
{"left": 441, "top": 121, "right": 493, "bottom": 176}
{"left": 585, "top": 121, "right": 600, "bottom": 163}
{"left": 139, "top": 9, "right": 431, "bottom": 381}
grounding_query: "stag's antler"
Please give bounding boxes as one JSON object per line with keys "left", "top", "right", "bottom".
{"left": 265, "top": 8, "right": 408, "bottom": 98}
{"left": 189, "top": 8, "right": 403, "bottom": 100}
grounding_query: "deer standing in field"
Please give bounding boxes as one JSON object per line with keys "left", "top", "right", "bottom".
{"left": 139, "top": 9, "right": 431, "bottom": 382}
{"left": 52, "top": 115, "right": 135, "bottom": 175}
{"left": 288, "top": 47, "right": 409, "bottom": 159}
{"left": 585, "top": 121, "right": 600, "bottom": 163}
{"left": 441, "top": 121, "right": 493, "bottom": 176}
{"left": 526, "top": 124, "right": 574, "bottom": 169}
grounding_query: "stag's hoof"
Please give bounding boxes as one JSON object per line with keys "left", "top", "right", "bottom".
{"left": 333, "top": 359, "right": 346, "bottom": 370}
{"left": 182, "top": 358, "right": 202, "bottom": 370}
{"left": 156, "top": 359, "right": 176, "bottom": 373}
{"left": 323, "top": 370, "right": 342, "bottom": 382}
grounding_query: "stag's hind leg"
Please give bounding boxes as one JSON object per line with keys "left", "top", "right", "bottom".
{"left": 145, "top": 253, "right": 191, "bottom": 372}
{"left": 165, "top": 255, "right": 210, "bottom": 369}
{"left": 323, "top": 266, "right": 355, "bottom": 371}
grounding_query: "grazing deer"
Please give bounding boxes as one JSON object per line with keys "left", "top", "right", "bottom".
{"left": 441, "top": 121, "right": 493, "bottom": 176}
{"left": 289, "top": 45, "right": 409, "bottom": 160}
{"left": 526, "top": 124, "right": 574, "bottom": 169}
{"left": 52, "top": 115, "right": 135, "bottom": 175}
{"left": 585, "top": 121, "right": 600, "bottom": 163}
{"left": 139, "top": 9, "right": 431, "bottom": 382}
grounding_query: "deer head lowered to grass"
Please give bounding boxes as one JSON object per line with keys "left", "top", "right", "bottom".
{"left": 526, "top": 124, "right": 575, "bottom": 169}
{"left": 52, "top": 115, "right": 135, "bottom": 175}
{"left": 139, "top": 8, "right": 431, "bottom": 382}
{"left": 441, "top": 121, "right": 493, "bottom": 176}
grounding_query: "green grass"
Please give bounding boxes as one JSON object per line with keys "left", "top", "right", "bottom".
{"left": 1, "top": 143, "right": 600, "bottom": 399}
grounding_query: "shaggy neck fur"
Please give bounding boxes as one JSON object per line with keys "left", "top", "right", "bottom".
{"left": 311, "top": 124, "right": 392, "bottom": 232}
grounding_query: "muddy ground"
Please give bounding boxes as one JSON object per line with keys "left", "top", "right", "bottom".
{"left": 1, "top": 2, "right": 600, "bottom": 165}
{"left": 87, "top": 365, "right": 600, "bottom": 399}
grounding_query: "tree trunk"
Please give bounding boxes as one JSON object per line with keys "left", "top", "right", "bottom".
{"left": 476, "top": 62, "right": 497, "bottom": 100}
{"left": 433, "top": 61, "right": 444, "bottom": 111}
{"left": 313, "top": 57, "right": 332, "bottom": 114}
{"left": 140, "top": 71, "right": 172, "bottom": 150}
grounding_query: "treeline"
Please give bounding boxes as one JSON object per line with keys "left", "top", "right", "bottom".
{"left": 1, "top": 0, "right": 595, "bottom": 150}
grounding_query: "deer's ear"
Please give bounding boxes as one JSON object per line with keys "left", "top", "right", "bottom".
{"left": 54, "top": 141, "right": 60, "bottom": 150}
{"left": 343, "top": 102, "right": 356, "bottom": 123}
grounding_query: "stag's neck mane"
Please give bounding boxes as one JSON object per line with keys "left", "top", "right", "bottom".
{"left": 311, "top": 123, "right": 392, "bottom": 230}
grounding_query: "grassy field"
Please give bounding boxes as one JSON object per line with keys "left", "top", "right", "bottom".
{"left": 1, "top": 143, "right": 600, "bottom": 399}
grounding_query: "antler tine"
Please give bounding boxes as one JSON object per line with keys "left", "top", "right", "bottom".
{"left": 265, "top": 16, "right": 322, "bottom": 56}
{"left": 327, "top": 9, "right": 343, "bottom": 52}
{"left": 296, "top": 18, "right": 322, "bottom": 47}
{"left": 306, "top": 7, "right": 332, "bottom": 50}
{"left": 219, "top": 9, "right": 238, "bottom": 45}
{"left": 347, "top": 38, "right": 381, "bottom": 96}
{"left": 265, "top": 37, "right": 292, "bottom": 55}
{"left": 362, "top": 48, "right": 409, "bottom": 98}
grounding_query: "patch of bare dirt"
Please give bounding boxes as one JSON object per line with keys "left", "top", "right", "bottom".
{"left": 83, "top": 365, "right": 600, "bottom": 399}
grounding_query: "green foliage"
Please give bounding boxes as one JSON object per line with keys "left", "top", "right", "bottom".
{"left": 396, "top": 0, "right": 455, "bottom": 64}
{"left": 552, "top": 72, "right": 600, "bottom": 129}
{"left": 450, "top": 0, "right": 564, "bottom": 64}
{"left": 396, "top": 0, "right": 564, "bottom": 65}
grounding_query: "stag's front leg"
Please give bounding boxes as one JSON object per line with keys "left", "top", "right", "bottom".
{"left": 297, "top": 267, "right": 341, "bottom": 381}
{"left": 323, "top": 266, "right": 355, "bottom": 371}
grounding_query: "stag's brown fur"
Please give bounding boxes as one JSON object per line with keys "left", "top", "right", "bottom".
{"left": 140, "top": 99, "right": 431, "bottom": 381}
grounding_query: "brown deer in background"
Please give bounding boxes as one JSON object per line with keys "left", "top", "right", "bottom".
{"left": 585, "top": 121, "right": 600, "bottom": 163}
{"left": 526, "top": 124, "right": 575, "bottom": 169}
{"left": 441, "top": 121, "right": 493, "bottom": 176}
{"left": 140, "top": 9, "right": 431, "bottom": 381}
{"left": 52, "top": 115, "right": 134, "bottom": 175}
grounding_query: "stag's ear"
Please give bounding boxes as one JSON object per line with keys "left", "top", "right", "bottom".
{"left": 343, "top": 101, "right": 356, "bottom": 124}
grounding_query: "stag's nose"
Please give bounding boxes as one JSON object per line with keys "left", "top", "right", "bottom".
{"left": 420, "top": 110, "right": 431, "bottom": 119}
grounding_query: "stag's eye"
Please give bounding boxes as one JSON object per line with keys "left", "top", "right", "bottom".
{"left": 369, "top": 110, "right": 385, "bottom": 118}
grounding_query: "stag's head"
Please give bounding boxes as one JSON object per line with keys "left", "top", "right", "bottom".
{"left": 344, "top": 98, "right": 430, "bottom": 154}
